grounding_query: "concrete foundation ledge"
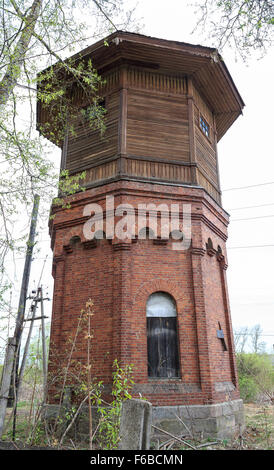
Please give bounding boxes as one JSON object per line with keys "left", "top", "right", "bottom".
{"left": 152, "top": 399, "right": 245, "bottom": 439}
{"left": 41, "top": 399, "right": 244, "bottom": 443}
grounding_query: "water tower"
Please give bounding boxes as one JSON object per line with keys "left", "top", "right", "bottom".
{"left": 37, "top": 31, "right": 245, "bottom": 438}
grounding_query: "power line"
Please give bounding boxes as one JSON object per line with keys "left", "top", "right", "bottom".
{"left": 228, "top": 203, "right": 274, "bottom": 211}
{"left": 223, "top": 181, "right": 274, "bottom": 191}
{"left": 228, "top": 244, "right": 274, "bottom": 249}
{"left": 4, "top": 256, "right": 53, "bottom": 263}
{"left": 234, "top": 334, "right": 274, "bottom": 337}
{"left": 231, "top": 214, "right": 274, "bottom": 222}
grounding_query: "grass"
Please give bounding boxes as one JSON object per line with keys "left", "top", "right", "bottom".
{"left": 242, "top": 403, "right": 273, "bottom": 450}
{"left": 180, "top": 403, "right": 273, "bottom": 450}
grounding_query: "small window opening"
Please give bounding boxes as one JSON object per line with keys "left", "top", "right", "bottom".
{"left": 170, "top": 230, "right": 184, "bottom": 241}
{"left": 94, "top": 230, "right": 106, "bottom": 240}
{"left": 199, "top": 115, "right": 210, "bottom": 138}
{"left": 139, "top": 227, "right": 155, "bottom": 239}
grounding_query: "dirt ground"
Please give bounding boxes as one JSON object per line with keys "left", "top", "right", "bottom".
{"left": 1, "top": 402, "right": 273, "bottom": 450}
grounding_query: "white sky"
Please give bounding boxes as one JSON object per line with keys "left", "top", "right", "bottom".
{"left": 2, "top": 0, "right": 274, "bottom": 355}
{"left": 136, "top": 0, "right": 274, "bottom": 351}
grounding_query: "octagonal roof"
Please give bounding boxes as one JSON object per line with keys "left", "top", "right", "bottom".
{"left": 37, "top": 30, "right": 245, "bottom": 146}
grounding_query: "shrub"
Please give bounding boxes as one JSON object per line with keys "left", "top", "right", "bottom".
{"left": 237, "top": 353, "right": 274, "bottom": 402}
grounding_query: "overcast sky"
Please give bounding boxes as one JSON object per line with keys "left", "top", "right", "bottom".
{"left": 3, "top": 0, "right": 274, "bottom": 355}
{"left": 134, "top": 0, "right": 274, "bottom": 351}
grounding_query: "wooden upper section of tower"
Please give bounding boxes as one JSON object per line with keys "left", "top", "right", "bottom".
{"left": 37, "top": 31, "right": 244, "bottom": 205}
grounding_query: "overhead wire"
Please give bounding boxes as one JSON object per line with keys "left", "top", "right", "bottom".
{"left": 231, "top": 214, "right": 274, "bottom": 221}
{"left": 227, "top": 244, "right": 274, "bottom": 249}
{"left": 228, "top": 203, "right": 274, "bottom": 211}
{"left": 223, "top": 181, "right": 274, "bottom": 191}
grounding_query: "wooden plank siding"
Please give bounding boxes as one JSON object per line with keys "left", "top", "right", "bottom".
{"left": 197, "top": 170, "right": 221, "bottom": 204}
{"left": 192, "top": 85, "right": 220, "bottom": 201}
{"left": 127, "top": 90, "right": 190, "bottom": 162}
{"left": 80, "top": 159, "right": 118, "bottom": 186}
{"left": 62, "top": 66, "right": 222, "bottom": 204}
{"left": 127, "top": 68, "right": 187, "bottom": 95}
{"left": 124, "top": 157, "right": 192, "bottom": 184}
{"left": 195, "top": 127, "right": 218, "bottom": 186}
{"left": 37, "top": 31, "right": 244, "bottom": 149}
{"left": 66, "top": 90, "right": 120, "bottom": 173}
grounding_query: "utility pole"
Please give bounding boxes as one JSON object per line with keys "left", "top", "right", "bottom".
{"left": 12, "top": 286, "right": 49, "bottom": 440}
{"left": 17, "top": 295, "right": 39, "bottom": 394}
{"left": 40, "top": 286, "right": 48, "bottom": 403}
{"left": 13, "top": 194, "right": 40, "bottom": 367}
{"left": 18, "top": 255, "right": 49, "bottom": 394}
{"left": 18, "top": 252, "right": 50, "bottom": 396}
{"left": 18, "top": 286, "right": 49, "bottom": 401}
{"left": 0, "top": 194, "right": 40, "bottom": 438}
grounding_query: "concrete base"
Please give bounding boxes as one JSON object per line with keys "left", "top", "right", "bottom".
{"left": 119, "top": 399, "right": 152, "bottom": 450}
{"left": 152, "top": 399, "right": 245, "bottom": 440}
{"left": 42, "top": 399, "right": 244, "bottom": 444}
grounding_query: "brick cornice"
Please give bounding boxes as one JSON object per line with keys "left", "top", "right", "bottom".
{"left": 50, "top": 198, "right": 228, "bottom": 246}
{"left": 52, "top": 254, "right": 65, "bottom": 264}
{"left": 50, "top": 180, "right": 229, "bottom": 222}
{"left": 113, "top": 242, "right": 131, "bottom": 251}
{"left": 191, "top": 247, "right": 206, "bottom": 256}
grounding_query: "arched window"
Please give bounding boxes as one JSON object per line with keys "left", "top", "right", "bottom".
{"left": 138, "top": 227, "right": 155, "bottom": 239}
{"left": 146, "top": 292, "right": 180, "bottom": 378}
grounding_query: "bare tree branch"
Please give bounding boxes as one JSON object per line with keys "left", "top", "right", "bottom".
{"left": 193, "top": 0, "right": 274, "bottom": 58}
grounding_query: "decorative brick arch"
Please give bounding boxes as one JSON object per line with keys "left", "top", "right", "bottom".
{"left": 52, "top": 225, "right": 86, "bottom": 257}
{"left": 133, "top": 278, "right": 185, "bottom": 313}
{"left": 64, "top": 227, "right": 86, "bottom": 247}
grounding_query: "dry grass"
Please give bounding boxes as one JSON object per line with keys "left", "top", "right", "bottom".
{"left": 174, "top": 403, "right": 273, "bottom": 451}
{"left": 240, "top": 403, "right": 273, "bottom": 450}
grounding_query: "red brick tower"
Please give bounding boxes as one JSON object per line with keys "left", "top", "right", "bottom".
{"left": 37, "top": 32, "right": 245, "bottom": 437}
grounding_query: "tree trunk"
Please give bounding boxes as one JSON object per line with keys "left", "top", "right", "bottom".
{"left": 0, "top": 0, "right": 42, "bottom": 107}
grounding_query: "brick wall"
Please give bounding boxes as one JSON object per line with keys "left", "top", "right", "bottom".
{"left": 47, "top": 180, "right": 240, "bottom": 406}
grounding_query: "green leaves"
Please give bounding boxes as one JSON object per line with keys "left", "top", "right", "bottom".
{"left": 94, "top": 359, "right": 134, "bottom": 450}
{"left": 237, "top": 353, "right": 274, "bottom": 402}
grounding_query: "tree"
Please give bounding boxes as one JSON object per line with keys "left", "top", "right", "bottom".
{"left": 0, "top": 0, "right": 140, "bottom": 438}
{"left": 233, "top": 324, "right": 267, "bottom": 353}
{"left": 193, "top": 0, "right": 274, "bottom": 58}
{"left": 0, "top": 0, "right": 140, "bottom": 308}
{"left": 250, "top": 323, "right": 266, "bottom": 354}
{"left": 233, "top": 326, "right": 249, "bottom": 353}
{"left": 237, "top": 353, "right": 274, "bottom": 402}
